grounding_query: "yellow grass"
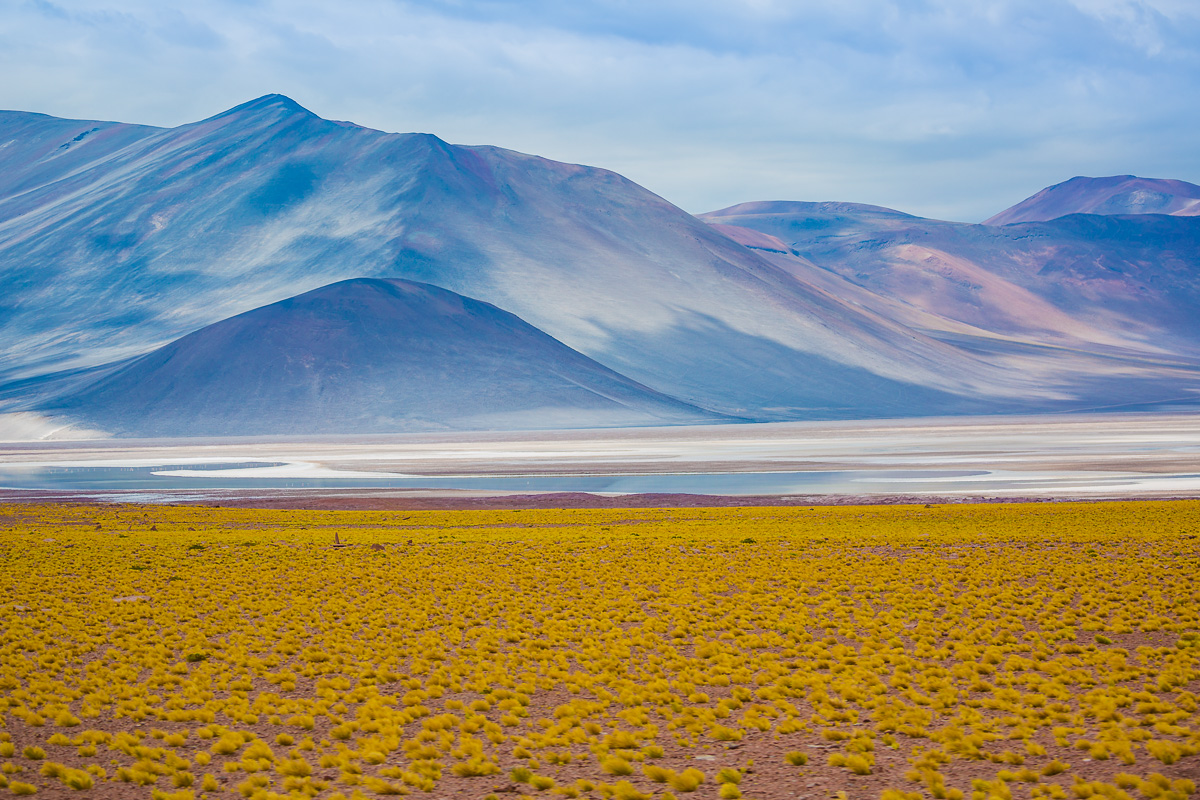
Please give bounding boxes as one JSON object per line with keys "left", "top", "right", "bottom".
{"left": 0, "top": 500, "right": 1197, "bottom": 799}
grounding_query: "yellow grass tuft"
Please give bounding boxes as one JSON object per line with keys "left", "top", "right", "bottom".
{"left": 1, "top": 501, "right": 1198, "bottom": 799}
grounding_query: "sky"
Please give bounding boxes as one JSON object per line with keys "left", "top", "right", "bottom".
{"left": 2, "top": 0, "right": 1199, "bottom": 221}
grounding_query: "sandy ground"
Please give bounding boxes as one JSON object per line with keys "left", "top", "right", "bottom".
{"left": 1, "top": 412, "right": 1199, "bottom": 507}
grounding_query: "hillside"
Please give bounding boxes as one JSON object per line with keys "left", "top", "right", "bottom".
{"left": 700, "top": 201, "right": 1200, "bottom": 413}
{"left": 35, "top": 279, "right": 723, "bottom": 436}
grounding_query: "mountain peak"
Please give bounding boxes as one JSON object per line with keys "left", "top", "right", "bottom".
{"left": 986, "top": 175, "right": 1200, "bottom": 225}
{"left": 703, "top": 200, "right": 917, "bottom": 220}
{"left": 237, "top": 93, "right": 313, "bottom": 113}
{"left": 203, "top": 94, "right": 320, "bottom": 124}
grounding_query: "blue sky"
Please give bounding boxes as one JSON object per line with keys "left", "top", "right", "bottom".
{"left": 2, "top": 0, "right": 1198, "bottom": 220}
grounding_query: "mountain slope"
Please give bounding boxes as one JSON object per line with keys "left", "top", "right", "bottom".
{"left": 700, "top": 201, "right": 1200, "bottom": 412}
{"left": 985, "top": 175, "right": 1200, "bottom": 225}
{"left": 0, "top": 95, "right": 1023, "bottom": 420}
{"left": 36, "top": 279, "right": 723, "bottom": 436}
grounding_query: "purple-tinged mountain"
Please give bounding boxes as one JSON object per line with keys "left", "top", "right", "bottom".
{"left": 700, "top": 201, "right": 1200, "bottom": 412}
{"left": 34, "top": 279, "right": 724, "bottom": 436}
{"left": 0, "top": 111, "right": 164, "bottom": 198}
{"left": 0, "top": 95, "right": 1022, "bottom": 421}
{"left": 985, "top": 175, "right": 1200, "bottom": 225}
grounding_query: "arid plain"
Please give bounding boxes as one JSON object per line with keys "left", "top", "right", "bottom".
{"left": 1, "top": 499, "right": 1197, "bottom": 800}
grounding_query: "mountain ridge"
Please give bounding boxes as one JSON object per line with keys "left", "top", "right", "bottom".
{"left": 2, "top": 96, "right": 1200, "bottom": 435}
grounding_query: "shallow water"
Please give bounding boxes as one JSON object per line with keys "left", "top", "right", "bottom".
{"left": 3, "top": 414, "right": 1199, "bottom": 500}
{"left": 4, "top": 461, "right": 1198, "bottom": 498}
{"left": 0, "top": 462, "right": 998, "bottom": 494}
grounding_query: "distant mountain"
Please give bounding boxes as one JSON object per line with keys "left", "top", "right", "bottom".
{"left": 985, "top": 175, "right": 1200, "bottom": 225}
{"left": 33, "top": 279, "right": 723, "bottom": 436}
{"left": 700, "top": 201, "right": 1200, "bottom": 412}
{"left": 0, "top": 94, "right": 1013, "bottom": 423}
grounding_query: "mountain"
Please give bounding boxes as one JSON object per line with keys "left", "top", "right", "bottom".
{"left": 699, "top": 201, "right": 1200, "bottom": 412}
{"left": 985, "top": 175, "right": 1200, "bottom": 225}
{"left": 0, "top": 94, "right": 1020, "bottom": 422}
{"left": 31, "top": 279, "right": 722, "bottom": 436}
{"left": 4, "top": 97, "right": 1200, "bottom": 434}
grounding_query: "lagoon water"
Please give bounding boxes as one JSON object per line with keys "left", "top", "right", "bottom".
{"left": 0, "top": 461, "right": 998, "bottom": 495}
{"left": 2, "top": 413, "right": 1199, "bottom": 502}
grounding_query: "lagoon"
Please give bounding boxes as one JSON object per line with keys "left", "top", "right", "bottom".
{"left": 2, "top": 413, "right": 1198, "bottom": 503}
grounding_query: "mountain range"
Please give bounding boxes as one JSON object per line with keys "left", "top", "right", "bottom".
{"left": 1, "top": 95, "right": 1198, "bottom": 437}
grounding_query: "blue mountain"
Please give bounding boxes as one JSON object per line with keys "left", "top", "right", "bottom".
{"left": 33, "top": 279, "right": 724, "bottom": 436}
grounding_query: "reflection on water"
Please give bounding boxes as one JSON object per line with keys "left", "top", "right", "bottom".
{"left": 4, "top": 461, "right": 1197, "bottom": 500}
{"left": 0, "top": 462, "right": 999, "bottom": 494}
{"left": 0, "top": 463, "right": 289, "bottom": 491}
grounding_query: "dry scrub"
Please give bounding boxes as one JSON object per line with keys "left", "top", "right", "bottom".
{"left": 0, "top": 501, "right": 1197, "bottom": 800}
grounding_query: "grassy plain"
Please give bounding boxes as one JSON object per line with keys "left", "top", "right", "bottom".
{"left": 0, "top": 501, "right": 1197, "bottom": 800}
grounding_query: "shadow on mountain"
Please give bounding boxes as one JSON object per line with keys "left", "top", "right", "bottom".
{"left": 39, "top": 279, "right": 726, "bottom": 437}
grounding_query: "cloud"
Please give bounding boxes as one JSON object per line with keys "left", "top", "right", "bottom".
{"left": 1, "top": 0, "right": 1198, "bottom": 220}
